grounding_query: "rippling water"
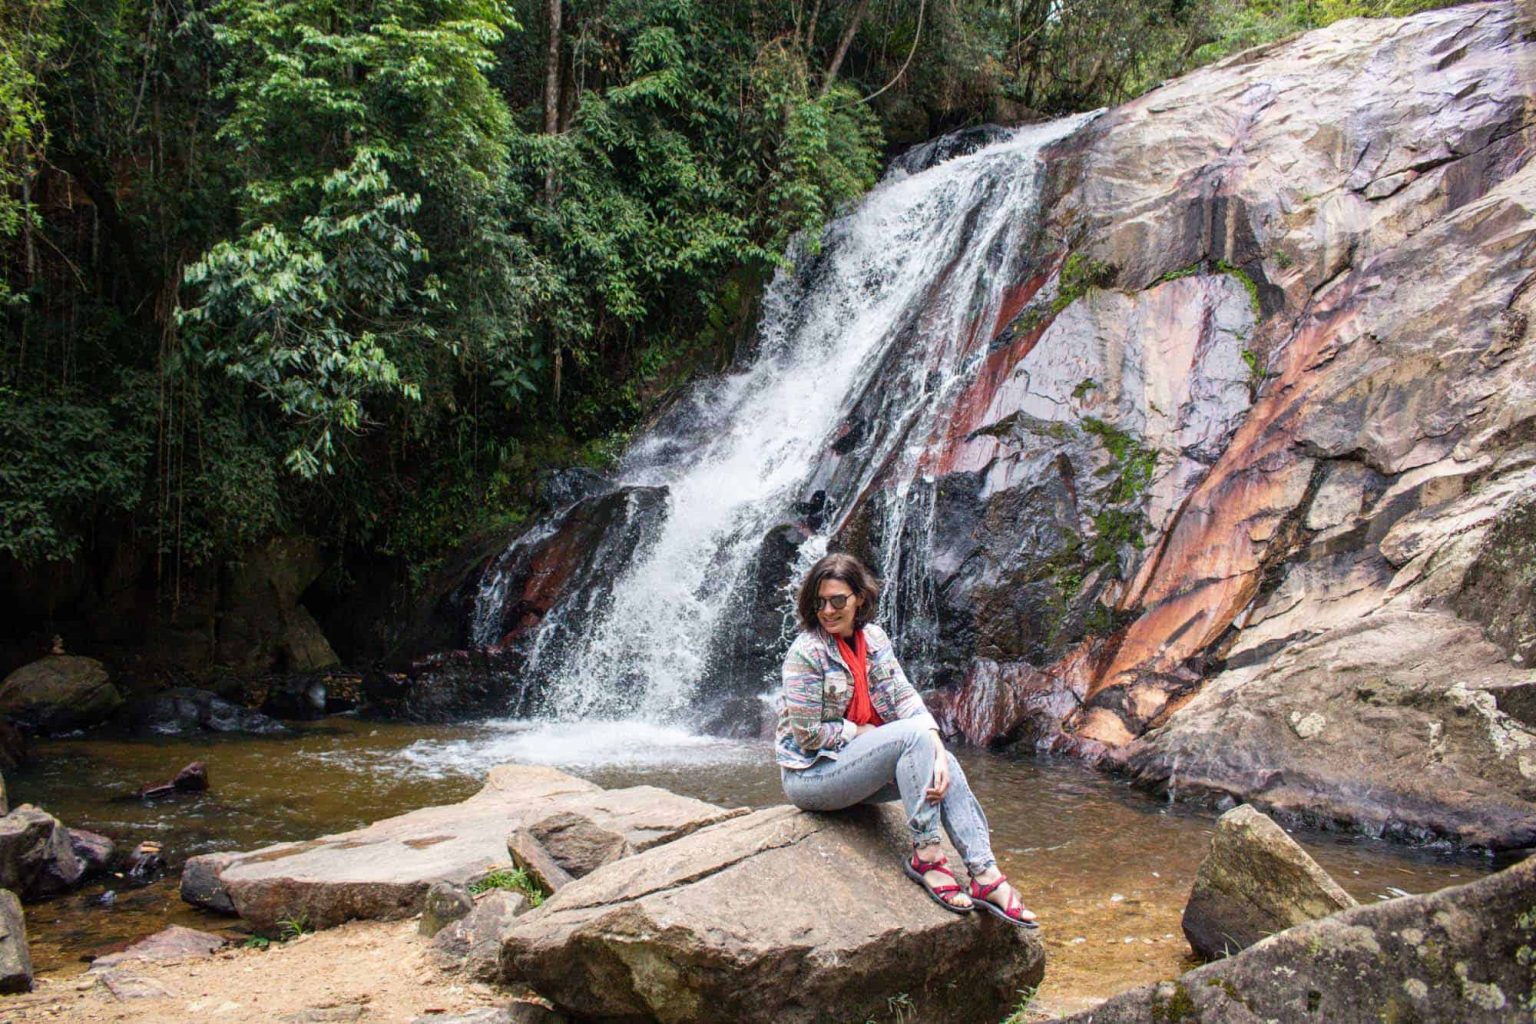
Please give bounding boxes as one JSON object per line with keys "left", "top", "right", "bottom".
{"left": 10, "top": 718, "right": 1489, "bottom": 1011}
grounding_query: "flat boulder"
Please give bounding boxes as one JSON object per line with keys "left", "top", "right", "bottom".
{"left": 1182, "top": 804, "right": 1356, "bottom": 960}
{"left": 0, "top": 805, "right": 85, "bottom": 899}
{"left": 87, "top": 924, "right": 226, "bottom": 971}
{"left": 499, "top": 804, "right": 1044, "bottom": 1024}
{"left": 0, "top": 888, "right": 31, "bottom": 993}
{"left": 1053, "top": 853, "right": 1536, "bottom": 1024}
{"left": 181, "top": 765, "right": 742, "bottom": 933}
{"left": 0, "top": 656, "right": 122, "bottom": 734}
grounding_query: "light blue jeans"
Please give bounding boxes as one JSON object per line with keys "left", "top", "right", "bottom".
{"left": 779, "top": 716, "right": 998, "bottom": 875}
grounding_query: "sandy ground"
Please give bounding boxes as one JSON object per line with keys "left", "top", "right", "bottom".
{"left": 1, "top": 919, "right": 511, "bottom": 1024}
{"left": 0, "top": 913, "right": 1113, "bottom": 1023}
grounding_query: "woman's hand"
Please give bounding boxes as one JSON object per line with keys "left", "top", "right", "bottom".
{"left": 926, "top": 735, "right": 951, "bottom": 803}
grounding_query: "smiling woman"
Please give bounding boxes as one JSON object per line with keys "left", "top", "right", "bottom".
{"left": 775, "top": 552, "right": 1038, "bottom": 927}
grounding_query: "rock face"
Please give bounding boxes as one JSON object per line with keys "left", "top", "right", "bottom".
{"left": 181, "top": 765, "right": 745, "bottom": 933}
{"left": 1181, "top": 804, "right": 1356, "bottom": 960}
{"left": 0, "top": 655, "right": 122, "bottom": 734}
{"left": 1054, "top": 852, "right": 1536, "bottom": 1024}
{"left": 0, "top": 805, "right": 85, "bottom": 899}
{"left": 499, "top": 804, "right": 1044, "bottom": 1024}
{"left": 0, "top": 888, "right": 31, "bottom": 994}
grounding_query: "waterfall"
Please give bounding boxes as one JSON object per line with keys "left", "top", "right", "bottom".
{"left": 522, "top": 114, "right": 1098, "bottom": 728}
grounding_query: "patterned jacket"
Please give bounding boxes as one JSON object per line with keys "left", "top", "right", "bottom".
{"left": 775, "top": 623, "right": 939, "bottom": 770}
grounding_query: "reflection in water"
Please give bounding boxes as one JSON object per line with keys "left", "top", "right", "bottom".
{"left": 11, "top": 717, "right": 1488, "bottom": 1009}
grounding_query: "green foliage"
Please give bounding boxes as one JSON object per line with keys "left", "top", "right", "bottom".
{"left": 1214, "top": 260, "right": 1262, "bottom": 313}
{"left": 1082, "top": 417, "right": 1156, "bottom": 567}
{"left": 470, "top": 866, "right": 545, "bottom": 906}
{"left": 1052, "top": 252, "right": 1115, "bottom": 312}
{"left": 1241, "top": 348, "right": 1268, "bottom": 392}
{"left": 1000, "top": 986, "right": 1040, "bottom": 1024}
{"left": 276, "top": 910, "right": 312, "bottom": 939}
{"left": 1072, "top": 378, "right": 1100, "bottom": 401}
{"left": 242, "top": 935, "right": 271, "bottom": 950}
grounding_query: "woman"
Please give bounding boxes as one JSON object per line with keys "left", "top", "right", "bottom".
{"left": 775, "top": 552, "right": 1038, "bottom": 927}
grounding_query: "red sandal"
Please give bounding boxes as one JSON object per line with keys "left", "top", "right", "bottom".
{"left": 969, "top": 875, "right": 1039, "bottom": 929}
{"left": 902, "top": 851, "right": 973, "bottom": 914}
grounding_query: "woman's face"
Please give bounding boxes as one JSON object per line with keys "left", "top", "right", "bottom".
{"left": 817, "top": 578, "right": 860, "bottom": 638}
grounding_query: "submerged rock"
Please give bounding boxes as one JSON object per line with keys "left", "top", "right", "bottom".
{"left": 0, "top": 888, "right": 31, "bottom": 993}
{"left": 0, "top": 655, "right": 122, "bottom": 735}
{"left": 181, "top": 766, "right": 742, "bottom": 933}
{"left": 1053, "top": 852, "right": 1536, "bottom": 1024}
{"left": 0, "top": 805, "right": 85, "bottom": 899}
{"left": 127, "top": 688, "right": 289, "bottom": 736}
{"left": 68, "top": 828, "right": 118, "bottom": 877}
{"left": 1181, "top": 805, "right": 1356, "bottom": 960}
{"left": 499, "top": 804, "right": 1044, "bottom": 1024}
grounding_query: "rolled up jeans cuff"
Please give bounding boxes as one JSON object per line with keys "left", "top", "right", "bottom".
{"left": 911, "top": 829, "right": 943, "bottom": 848}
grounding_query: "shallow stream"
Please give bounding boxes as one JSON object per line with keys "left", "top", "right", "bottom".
{"left": 10, "top": 717, "right": 1490, "bottom": 1013}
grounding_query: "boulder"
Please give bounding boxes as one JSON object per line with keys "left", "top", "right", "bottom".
{"left": 180, "top": 765, "right": 743, "bottom": 933}
{"left": 1181, "top": 804, "right": 1356, "bottom": 960}
{"left": 124, "top": 840, "right": 166, "bottom": 884}
{"left": 215, "top": 536, "right": 327, "bottom": 674}
{"left": 68, "top": 828, "right": 118, "bottom": 877}
{"left": 126, "top": 687, "right": 289, "bottom": 736}
{"left": 0, "top": 805, "right": 85, "bottom": 899}
{"left": 282, "top": 604, "right": 341, "bottom": 673}
{"left": 1052, "top": 852, "right": 1536, "bottom": 1024}
{"left": 411, "top": 1004, "right": 565, "bottom": 1024}
{"left": 526, "top": 811, "right": 629, "bottom": 878}
{"left": 0, "top": 771, "right": 6, "bottom": 816}
{"left": 134, "top": 760, "right": 210, "bottom": 800}
{"left": 498, "top": 804, "right": 1044, "bottom": 1024}
{"left": 419, "top": 880, "right": 475, "bottom": 937}
{"left": 180, "top": 852, "right": 236, "bottom": 914}
{"left": 0, "top": 887, "right": 31, "bottom": 994}
{"left": 0, "top": 655, "right": 122, "bottom": 734}
{"left": 431, "top": 888, "right": 527, "bottom": 981}
{"left": 87, "top": 924, "right": 226, "bottom": 971}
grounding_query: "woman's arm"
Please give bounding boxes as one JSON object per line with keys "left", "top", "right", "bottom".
{"left": 782, "top": 642, "right": 854, "bottom": 752}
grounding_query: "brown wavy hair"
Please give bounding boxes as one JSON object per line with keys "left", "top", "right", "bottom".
{"left": 795, "top": 553, "right": 881, "bottom": 633}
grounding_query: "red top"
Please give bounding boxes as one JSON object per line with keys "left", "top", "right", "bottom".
{"left": 835, "top": 628, "right": 884, "bottom": 727}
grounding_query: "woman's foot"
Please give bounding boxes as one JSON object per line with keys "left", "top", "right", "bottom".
{"left": 968, "top": 868, "right": 1038, "bottom": 928}
{"left": 904, "top": 843, "right": 973, "bottom": 912}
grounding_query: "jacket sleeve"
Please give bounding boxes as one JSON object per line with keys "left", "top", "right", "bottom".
{"left": 782, "top": 641, "right": 854, "bottom": 753}
{"left": 868, "top": 626, "right": 939, "bottom": 730}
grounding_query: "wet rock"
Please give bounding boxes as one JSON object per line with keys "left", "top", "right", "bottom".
{"left": 180, "top": 852, "right": 236, "bottom": 914}
{"left": 1054, "top": 852, "right": 1536, "bottom": 1024}
{"left": 134, "top": 760, "right": 210, "bottom": 801}
{"left": 127, "top": 687, "right": 289, "bottom": 736}
{"left": 499, "top": 803, "right": 1043, "bottom": 1024}
{"left": 87, "top": 924, "right": 225, "bottom": 971}
{"left": 1181, "top": 804, "right": 1356, "bottom": 960}
{"left": 0, "top": 805, "right": 85, "bottom": 899}
{"left": 261, "top": 674, "right": 331, "bottom": 720}
{"left": 0, "top": 655, "right": 122, "bottom": 735}
{"left": 419, "top": 880, "right": 474, "bottom": 937}
{"left": 0, "top": 720, "right": 26, "bottom": 771}
{"left": 125, "top": 840, "right": 166, "bottom": 884}
{"left": 68, "top": 829, "right": 117, "bottom": 877}
{"left": 180, "top": 766, "right": 741, "bottom": 933}
{"left": 430, "top": 889, "right": 526, "bottom": 982}
{"left": 0, "top": 888, "right": 31, "bottom": 993}
{"left": 536, "top": 467, "right": 610, "bottom": 510}
{"left": 506, "top": 831, "right": 572, "bottom": 895}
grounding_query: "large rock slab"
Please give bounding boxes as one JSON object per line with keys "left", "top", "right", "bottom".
{"left": 0, "top": 655, "right": 122, "bottom": 734}
{"left": 499, "top": 804, "right": 1044, "bottom": 1024}
{"left": 1181, "top": 804, "right": 1356, "bottom": 960}
{"left": 0, "top": 805, "right": 85, "bottom": 899}
{"left": 1052, "top": 852, "right": 1536, "bottom": 1024}
{"left": 0, "top": 887, "right": 31, "bottom": 993}
{"left": 1124, "top": 610, "right": 1536, "bottom": 848}
{"left": 87, "top": 924, "right": 226, "bottom": 971}
{"left": 182, "top": 765, "right": 744, "bottom": 932}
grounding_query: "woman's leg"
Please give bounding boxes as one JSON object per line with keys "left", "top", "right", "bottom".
{"left": 933, "top": 752, "right": 996, "bottom": 875}
{"left": 780, "top": 717, "right": 941, "bottom": 847}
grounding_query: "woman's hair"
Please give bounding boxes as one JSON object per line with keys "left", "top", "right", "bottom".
{"left": 795, "top": 553, "right": 881, "bottom": 633}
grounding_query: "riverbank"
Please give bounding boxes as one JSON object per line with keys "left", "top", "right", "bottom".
{"left": 4, "top": 718, "right": 1491, "bottom": 1015}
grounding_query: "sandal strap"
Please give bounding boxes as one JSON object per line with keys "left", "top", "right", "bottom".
{"left": 969, "top": 876, "right": 1007, "bottom": 900}
{"left": 929, "top": 884, "right": 964, "bottom": 896}
{"left": 911, "top": 854, "right": 957, "bottom": 882}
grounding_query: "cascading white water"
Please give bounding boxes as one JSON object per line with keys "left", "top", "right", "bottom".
{"left": 531, "top": 115, "right": 1097, "bottom": 727}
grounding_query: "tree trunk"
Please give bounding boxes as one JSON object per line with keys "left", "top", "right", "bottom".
{"left": 818, "top": 0, "right": 870, "bottom": 98}
{"left": 543, "top": 0, "right": 563, "bottom": 137}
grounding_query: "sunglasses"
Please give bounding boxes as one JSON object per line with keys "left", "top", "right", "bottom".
{"left": 815, "top": 594, "right": 853, "bottom": 612}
